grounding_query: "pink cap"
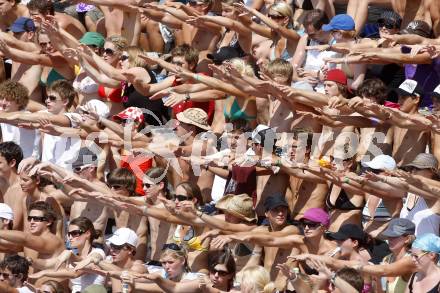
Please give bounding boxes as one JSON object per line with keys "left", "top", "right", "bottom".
{"left": 300, "top": 208, "right": 330, "bottom": 227}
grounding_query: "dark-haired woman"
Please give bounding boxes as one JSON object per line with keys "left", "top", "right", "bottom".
{"left": 28, "top": 217, "right": 106, "bottom": 292}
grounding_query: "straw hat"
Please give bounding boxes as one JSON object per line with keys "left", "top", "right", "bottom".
{"left": 176, "top": 108, "right": 211, "bottom": 131}
{"left": 216, "top": 193, "right": 257, "bottom": 222}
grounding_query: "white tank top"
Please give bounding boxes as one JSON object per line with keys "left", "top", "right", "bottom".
{"left": 400, "top": 193, "right": 440, "bottom": 237}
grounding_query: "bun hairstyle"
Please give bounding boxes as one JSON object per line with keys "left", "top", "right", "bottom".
{"left": 70, "top": 217, "right": 101, "bottom": 243}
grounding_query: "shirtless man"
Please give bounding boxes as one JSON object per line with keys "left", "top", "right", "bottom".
{"left": 227, "top": 194, "right": 300, "bottom": 291}
{"left": 142, "top": 167, "right": 172, "bottom": 262}
{"left": 425, "top": 0, "right": 440, "bottom": 37}
{"left": 0, "top": 142, "right": 27, "bottom": 230}
{"left": 276, "top": 129, "right": 329, "bottom": 220}
{"left": 139, "top": 0, "right": 221, "bottom": 55}
{"left": 1, "top": 17, "right": 42, "bottom": 102}
{"left": 364, "top": 79, "right": 430, "bottom": 166}
{"left": 74, "top": 0, "right": 142, "bottom": 46}
{"left": 0, "top": 0, "right": 29, "bottom": 32}
{"left": 96, "top": 228, "right": 145, "bottom": 292}
{"left": 27, "top": 0, "right": 86, "bottom": 39}
{"left": 0, "top": 201, "right": 64, "bottom": 268}
{"left": 107, "top": 168, "right": 148, "bottom": 261}
{"left": 431, "top": 84, "right": 440, "bottom": 162}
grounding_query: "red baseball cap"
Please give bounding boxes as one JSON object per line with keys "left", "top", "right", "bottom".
{"left": 325, "top": 69, "right": 347, "bottom": 86}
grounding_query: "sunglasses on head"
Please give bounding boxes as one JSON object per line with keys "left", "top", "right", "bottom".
{"left": 210, "top": 268, "right": 230, "bottom": 276}
{"left": 103, "top": 48, "right": 115, "bottom": 55}
{"left": 300, "top": 221, "right": 321, "bottom": 229}
{"left": 174, "top": 194, "right": 189, "bottom": 202}
{"left": 162, "top": 243, "right": 181, "bottom": 251}
{"left": 120, "top": 55, "right": 129, "bottom": 61}
{"left": 27, "top": 215, "right": 48, "bottom": 222}
{"left": 67, "top": 229, "right": 85, "bottom": 238}
{"left": 46, "top": 95, "right": 62, "bottom": 102}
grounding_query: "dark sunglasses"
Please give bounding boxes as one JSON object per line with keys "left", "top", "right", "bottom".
{"left": 210, "top": 268, "right": 230, "bottom": 276}
{"left": 300, "top": 221, "right": 321, "bottom": 229}
{"left": 46, "top": 95, "right": 62, "bottom": 102}
{"left": 103, "top": 48, "right": 115, "bottom": 55}
{"left": 268, "top": 14, "right": 285, "bottom": 20}
{"left": 174, "top": 194, "right": 189, "bottom": 202}
{"left": 162, "top": 243, "right": 181, "bottom": 251}
{"left": 143, "top": 183, "right": 153, "bottom": 188}
{"left": 110, "top": 243, "right": 128, "bottom": 251}
{"left": 67, "top": 229, "right": 85, "bottom": 238}
{"left": 27, "top": 215, "right": 48, "bottom": 222}
{"left": 120, "top": 55, "right": 129, "bottom": 61}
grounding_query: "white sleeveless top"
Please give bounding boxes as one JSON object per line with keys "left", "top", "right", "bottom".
{"left": 400, "top": 193, "right": 440, "bottom": 237}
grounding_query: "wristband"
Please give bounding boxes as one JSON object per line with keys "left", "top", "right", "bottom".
{"left": 195, "top": 74, "right": 200, "bottom": 81}
{"left": 343, "top": 177, "right": 350, "bottom": 184}
{"left": 142, "top": 205, "right": 148, "bottom": 215}
{"left": 185, "top": 93, "right": 191, "bottom": 101}
{"left": 196, "top": 210, "right": 204, "bottom": 218}
{"left": 275, "top": 159, "right": 281, "bottom": 167}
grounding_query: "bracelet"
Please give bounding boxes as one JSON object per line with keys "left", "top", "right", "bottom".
{"left": 343, "top": 177, "right": 350, "bottom": 184}
{"left": 142, "top": 205, "right": 148, "bottom": 215}
{"left": 330, "top": 272, "right": 337, "bottom": 284}
{"left": 196, "top": 210, "right": 204, "bottom": 218}
{"left": 276, "top": 159, "right": 281, "bottom": 167}
{"left": 185, "top": 93, "right": 191, "bottom": 101}
{"left": 195, "top": 74, "right": 200, "bottom": 81}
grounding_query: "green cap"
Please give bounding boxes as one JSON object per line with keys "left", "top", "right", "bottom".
{"left": 79, "top": 32, "right": 105, "bottom": 48}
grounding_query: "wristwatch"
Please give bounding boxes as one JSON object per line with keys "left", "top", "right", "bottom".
{"left": 185, "top": 93, "right": 191, "bottom": 101}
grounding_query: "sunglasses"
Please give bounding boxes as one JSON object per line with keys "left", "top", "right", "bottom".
{"left": 67, "top": 229, "right": 85, "bottom": 238}
{"left": 27, "top": 215, "right": 48, "bottom": 222}
{"left": 110, "top": 243, "right": 129, "bottom": 252}
{"left": 174, "top": 194, "right": 190, "bottom": 202}
{"left": 73, "top": 164, "right": 92, "bottom": 173}
{"left": 46, "top": 95, "right": 62, "bottom": 102}
{"left": 120, "top": 55, "right": 129, "bottom": 61}
{"left": 210, "top": 268, "right": 230, "bottom": 276}
{"left": 143, "top": 183, "right": 154, "bottom": 188}
{"left": 268, "top": 14, "right": 285, "bottom": 20}
{"left": 103, "top": 48, "right": 115, "bottom": 55}
{"left": 188, "top": 1, "right": 204, "bottom": 5}
{"left": 300, "top": 221, "right": 321, "bottom": 229}
{"left": 162, "top": 243, "right": 181, "bottom": 251}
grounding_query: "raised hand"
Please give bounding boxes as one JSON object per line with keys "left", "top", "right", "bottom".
{"left": 276, "top": 263, "right": 296, "bottom": 280}
{"left": 121, "top": 67, "right": 149, "bottom": 84}
{"left": 0, "top": 39, "right": 11, "bottom": 55}
{"left": 55, "top": 250, "right": 74, "bottom": 270}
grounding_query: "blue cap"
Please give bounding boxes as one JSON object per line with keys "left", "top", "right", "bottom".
{"left": 322, "top": 14, "right": 355, "bottom": 32}
{"left": 412, "top": 233, "right": 440, "bottom": 253}
{"left": 9, "top": 17, "right": 36, "bottom": 33}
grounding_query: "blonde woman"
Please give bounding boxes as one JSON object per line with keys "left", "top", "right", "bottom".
{"left": 240, "top": 266, "right": 276, "bottom": 293}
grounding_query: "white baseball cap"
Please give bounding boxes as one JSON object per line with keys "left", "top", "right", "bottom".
{"left": 107, "top": 228, "right": 138, "bottom": 247}
{"left": 0, "top": 203, "right": 14, "bottom": 221}
{"left": 251, "top": 124, "right": 274, "bottom": 144}
{"left": 361, "top": 155, "right": 396, "bottom": 171}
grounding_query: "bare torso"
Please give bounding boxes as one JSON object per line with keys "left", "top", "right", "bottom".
{"left": 392, "top": 126, "right": 429, "bottom": 167}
